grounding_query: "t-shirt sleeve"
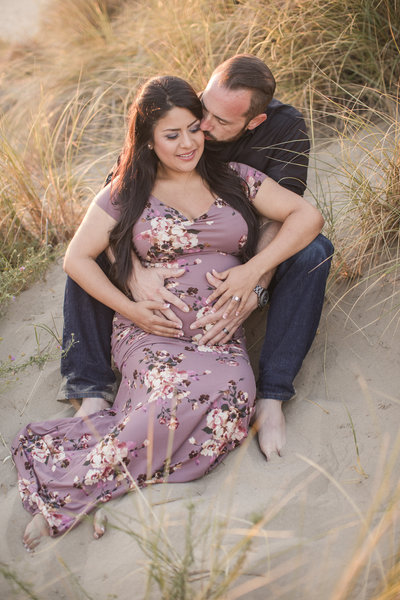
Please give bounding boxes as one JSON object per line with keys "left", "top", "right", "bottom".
{"left": 229, "top": 162, "right": 268, "bottom": 202}
{"left": 95, "top": 182, "right": 121, "bottom": 221}
{"left": 265, "top": 117, "right": 309, "bottom": 196}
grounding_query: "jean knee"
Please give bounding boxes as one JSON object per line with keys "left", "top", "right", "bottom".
{"left": 295, "top": 234, "right": 334, "bottom": 271}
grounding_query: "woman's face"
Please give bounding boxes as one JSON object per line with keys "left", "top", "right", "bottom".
{"left": 152, "top": 107, "right": 204, "bottom": 176}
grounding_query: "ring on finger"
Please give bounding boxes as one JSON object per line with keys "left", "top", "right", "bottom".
{"left": 232, "top": 295, "right": 241, "bottom": 302}
{"left": 223, "top": 327, "right": 229, "bottom": 335}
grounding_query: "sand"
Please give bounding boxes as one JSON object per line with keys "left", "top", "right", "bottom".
{"left": 0, "top": 0, "right": 50, "bottom": 43}
{"left": 0, "top": 6, "right": 399, "bottom": 600}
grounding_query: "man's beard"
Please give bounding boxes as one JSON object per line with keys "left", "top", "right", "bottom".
{"left": 203, "top": 122, "right": 250, "bottom": 145}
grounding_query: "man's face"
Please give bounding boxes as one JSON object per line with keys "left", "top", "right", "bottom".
{"left": 200, "top": 75, "right": 253, "bottom": 143}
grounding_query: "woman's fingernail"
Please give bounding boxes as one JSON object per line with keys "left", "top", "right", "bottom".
{"left": 184, "top": 306, "right": 189, "bottom": 312}
{"left": 223, "top": 313, "right": 228, "bottom": 319}
{"left": 163, "top": 303, "right": 170, "bottom": 308}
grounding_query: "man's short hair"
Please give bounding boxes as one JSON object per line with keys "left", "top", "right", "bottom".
{"left": 212, "top": 54, "right": 276, "bottom": 119}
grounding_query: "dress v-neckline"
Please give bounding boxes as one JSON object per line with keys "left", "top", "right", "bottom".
{"left": 150, "top": 194, "right": 220, "bottom": 223}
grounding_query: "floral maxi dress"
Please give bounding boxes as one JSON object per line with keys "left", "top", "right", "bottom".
{"left": 12, "top": 163, "right": 265, "bottom": 537}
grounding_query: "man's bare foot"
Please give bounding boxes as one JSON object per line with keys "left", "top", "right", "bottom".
{"left": 254, "top": 398, "right": 286, "bottom": 460}
{"left": 93, "top": 508, "right": 108, "bottom": 539}
{"left": 23, "top": 514, "right": 50, "bottom": 551}
{"left": 74, "top": 397, "right": 109, "bottom": 418}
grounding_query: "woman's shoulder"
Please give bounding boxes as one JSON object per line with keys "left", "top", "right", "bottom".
{"left": 95, "top": 180, "right": 121, "bottom": 220}
{"left": 229, "top": 162, "right": 268, "bottom": 201}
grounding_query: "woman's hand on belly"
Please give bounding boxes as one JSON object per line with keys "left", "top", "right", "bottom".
{"left": 190, "top": 271, "right": 258, "bottom": 345}
{"left": 128, "top": 262, "right": 190, "bottom": 327}
{"left": 125, "top": 299, "right": 184, "bottom": 337}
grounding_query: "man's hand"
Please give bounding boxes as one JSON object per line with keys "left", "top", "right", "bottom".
{"left": 205, "top": 262, "right": 261, "bottom": 319}
{"left": 190, "top": 271, "right": 258, "bottom": 345}
{"left": 128, "top": 259, "right": 189, "bottom": 335}
{"left": 204, "top": 222, "right": 280, "bottom": 320}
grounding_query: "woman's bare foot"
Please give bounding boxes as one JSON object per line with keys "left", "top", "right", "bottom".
{"left": 23, "top": 514, "right": 50, "bottom": 551}
{"left": 75, "top": 397, "right": 109, "bottom": 418}
{"left": 254, "top": 398, "right": 286, "bottom": 460}
{"left": 93, "top": 508, "right": 108, "bottom": 539}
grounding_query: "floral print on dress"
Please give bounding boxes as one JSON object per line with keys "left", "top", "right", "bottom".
{"left": 12, "top": 163, "right": 265, "bottom": 537}
{"left": 137, "top": 213, "right": 205, "bottom": 263}
{"left": 229, "top": 162, "right": 266, "bottom": 201}
{"left": 188, "top": 380, "right": 250, "bottom": 459}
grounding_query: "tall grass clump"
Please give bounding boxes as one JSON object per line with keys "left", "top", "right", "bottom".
{"left": 251, "top": 0, "right": 399, "bottom": 112}
{"left": 0, "top": 1, "right": 398, "bottom": 305}
{"left": 311, "top": 87, "right": 400, "bottom": 282}
{"left": 338, "top": 122, "right": 399, "bottom": 281}
{"left": 0, "top": 92, "right": 113, "bottom": 308}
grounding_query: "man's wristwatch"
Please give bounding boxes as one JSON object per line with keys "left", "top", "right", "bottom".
{"left": 253, "top": 284, "right": 269, "bottom": 310}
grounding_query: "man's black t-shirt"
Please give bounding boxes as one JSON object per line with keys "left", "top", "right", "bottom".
{"left": 208, "top": 99, "right": 310, "bottom": 197}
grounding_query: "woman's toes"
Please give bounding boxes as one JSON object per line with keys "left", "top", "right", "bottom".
{"left": 23, "top": 514, "right": 50, "bottom": 551}
{"left": 93, "top": 509, "right": 108, "bottom": 539}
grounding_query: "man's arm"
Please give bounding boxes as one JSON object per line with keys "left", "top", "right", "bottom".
{"left": 206, "top": 175, "right": 324, "bottom": 316}
{"left": 255, "top": 219, "right": 281, "bottom": 288}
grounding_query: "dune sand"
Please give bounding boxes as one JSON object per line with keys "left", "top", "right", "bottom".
{"left": 0, "top": 0, "right": 50, "bottom": 43}
{"left": 0, "top": 6, "right": 399, "bottom": 600}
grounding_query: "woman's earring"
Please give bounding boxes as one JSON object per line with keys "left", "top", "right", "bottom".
{"left": 148, "top": 143, "right": 153, "bottom": 150}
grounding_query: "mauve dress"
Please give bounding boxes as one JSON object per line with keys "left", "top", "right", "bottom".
{"left": 12, "top": 163, "right": 266, "bottom": 537}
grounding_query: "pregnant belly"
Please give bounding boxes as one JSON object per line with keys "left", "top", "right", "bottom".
{"left": 164, "top": 252, "right": 241, "bottom": 339}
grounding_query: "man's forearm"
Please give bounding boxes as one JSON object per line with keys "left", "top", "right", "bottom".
{"left": 255, "top": 220, "right": 281, "bottom": 289}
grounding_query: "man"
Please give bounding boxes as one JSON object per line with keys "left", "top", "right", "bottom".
{"left": 59, "top": 54, "right": 333, "bottom": 460}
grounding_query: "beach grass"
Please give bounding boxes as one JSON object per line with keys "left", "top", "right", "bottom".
{"left": 0, "top": 0, "right": 399, "bottom": 597}
{"left": 1, "top": 421, "right": 400, "bottom": 599}
{"left": 0, "top": 0, "right": 398, "bottom": 307}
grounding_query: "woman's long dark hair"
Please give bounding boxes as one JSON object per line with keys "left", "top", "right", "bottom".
{"left": 109, "top": 75, "right": 258, "bottom": 293}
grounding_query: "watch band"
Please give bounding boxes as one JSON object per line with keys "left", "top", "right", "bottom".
{"left": 253, "top": 284, "right": 269, "bottom": 310}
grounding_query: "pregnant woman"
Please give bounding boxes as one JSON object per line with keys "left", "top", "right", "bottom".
{"left": 12, "top": 75, "right": 323, "bottom": 550}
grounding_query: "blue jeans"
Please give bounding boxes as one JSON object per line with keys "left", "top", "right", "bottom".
{"left": 58, "top": 253, "right": 117, "bottom": 403}
{"left": 257, "top": 234, "right": 333, "bottom": 401}
{"left": 58, "top": 234, "right": 333, "bottom": 403}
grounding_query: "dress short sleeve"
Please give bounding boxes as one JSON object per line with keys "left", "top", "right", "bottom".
{"left": 229, "top": 162, "right": 267, "bottom": 202}
{"left": 95, "top": 182, "right": 121, "bottom": 221}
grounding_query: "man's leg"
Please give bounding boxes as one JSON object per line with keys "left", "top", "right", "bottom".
{"left": 255, "top": 234, "right": 334, "bottom": 458}
{"left": 57, "top": 252, "right": 117, "bottom": 414}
